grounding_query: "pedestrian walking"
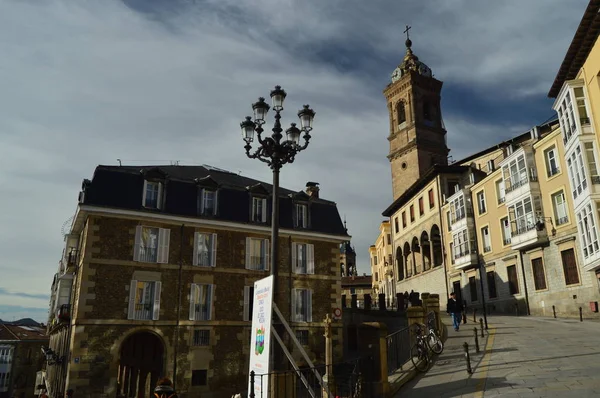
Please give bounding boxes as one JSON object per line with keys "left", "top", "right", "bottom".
{"left": 153, "top": 377, "right": 178, "bottom": 398}
{"left": 446, "top": 292, "right": 464, "bottom": 331}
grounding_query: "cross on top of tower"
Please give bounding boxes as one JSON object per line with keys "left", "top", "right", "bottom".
{"left": 404, "top": 25, "right": 412, "bottom": 48}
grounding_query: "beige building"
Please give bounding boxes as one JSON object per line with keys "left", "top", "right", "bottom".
{"left": 373, "top": 1, "right": 600, "bottom": 318}
{"left": 369, "top": 221, "right": 394, "bottom": 299}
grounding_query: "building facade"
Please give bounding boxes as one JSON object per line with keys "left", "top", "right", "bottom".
{"left": 42, "top": 165, "right": 349, "bottom": 398}
{"left": 374, "top": 2, "right": 600, "bottom": 318}
{"left": 341, "top": 276, "right": 373, "bottom": 309}
{"left": 0, "top": 324, "right": 47, "bottom": 398}
{"left": 369, "top": 221, "right": 394, "bottom": 299}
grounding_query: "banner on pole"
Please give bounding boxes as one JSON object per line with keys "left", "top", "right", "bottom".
{"left": 247, "top": 275, "right": 274, "bottom": 398}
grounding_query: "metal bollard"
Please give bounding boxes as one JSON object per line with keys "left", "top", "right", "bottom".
{"left": 250, "top": 371, "right": 255, "bottom": 398}
{"left": 479, "top": 318, "right": 484, "bottom": 337}
{"left": 463, "top": 342, "right": 473, "bottom": 374}
{"left": 552, "top": 305, "right": 556, "bottom": 318}
{"left": 473, "top": 308, "right": 477, "bottom": 322}
{"left": 580, "top": 307, "right": 583, "bottom": 322}
{"left": 473, "top": 327, "right": 480, "bottom": 353}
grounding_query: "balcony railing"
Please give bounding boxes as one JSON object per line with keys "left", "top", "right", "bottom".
{"left": 451, "top": 208, "right": 474, "bottom": 224}
{"left": 505, "top": 174, "right": 538, "bottom": 194}
{"left": 483, "top": 246, "right": 491, "bottom": 253}
{"left": 247, "top": 256, "right": 267, "bottom": 270}
{"left": 454, "top": 247, "right": 477, "bottom": 260}
{"left": 556, "top": 216, "right": 569, "bottom": 226}
{"left": 138, "top": 247, "right": 158, "bottom": 263}
{"left": 547, "top": 167, "right": 560, "bottom": 178}
{"left": 58, "top": 304, "right": 70, "bottom": 322}
{"left": 67, "top": 249, "right": 78, "bottom": 267}
{"left": 497, "top": 197, "right": 505, "bottom": 205}
{"left": 513, "top": 222, "right": 537, "bottom": 236}
{"left": 133, "top": 303, "right": 153, "bottom": 320}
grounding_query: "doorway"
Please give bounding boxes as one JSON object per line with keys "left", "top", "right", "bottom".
{"left": 117, "top": 332, "right": 164, "bottom": 398}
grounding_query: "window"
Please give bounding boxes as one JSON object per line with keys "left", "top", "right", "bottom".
{"left": 545, "top": 146, "right": 560, "bottom": 177}
{"left": 496, "top": 180, "right": 505, "bottom": 204}
{"left": 0, "top": 372, "right": 10, "bottom": 388}
{"left": 481, "top": 226, "right": 491, "bottom": 252}
{"left": 502, "top": 154, "right": 529, "bottom": 193}
{"left": 508, "top": 197, "right": 535, "bottom": 236}
{"left": 557, "top": 91, "right": 577, "bottom": 144}
{"left": 428, "top": 189, "right": 435, "bottom": 209}
{"left": 189, "top": 284, "right": 214, "bottom": 321}
{"left": 486, "top": 271, "right": 497, "bottom": 299}
{"left": 394, "top": 217, "right": 399, "bottom": 233}
{"left": 577, "top": 203, "right": 599, "bottom": 258}
{"left": 245, "top": 238, "right": 269, "bottom": 270}
{"left": 292, "top": 243, "right": 315, "bottom": 274}
{"left": 243, "top": 286, "right": 255, "bottom": 321}
{"left": 375, "top": 272, "right": 379, "bottom": 282}
{"left": 450, "top": 195, "right": 466, "bottom": 223}
{"left": 143, "top": 181, "right": 162, "bottom": 209}
{"left": 477, "top": 191, "right": 486, "bottom": 214}
{"left": 193, "top": 330, "right": 210, "bottom": 346}
{"left": 397, "top": 101, "right": 406, "bottom": 125}
{"left": 584, "top": 142, "right": 600, "bottom": 184}
{"left": 567, "top": 145, "right": 588, "bottom": 198}
{"left": 446, "top": 211, "right": 451, "bottom": 231}
{"left": 292, "top": 288, "right": 313, "bottom": 322}
{"left": 552, "top": 191, "right": 568, "bottom": 226}
{"left": 193, "top": 233, "right": 217, "bottom": 267}
{"left": 402, "top": 212, "right": 407, "bottom": 228}
{"left": 469, "top": 276, "right": 478, "bottom": 302}
{"left": 501, "top": 217, "right": 511, "bottom": 245}
{"left": 128, "top": 280, "right": 161, "bottom": 320}
{"left": 531, "top": 258, "right": 547, "bottom": 290}
{"left": 0, "top": 347, "right": 12, "bottom": 364}
{"left": 134, "top": 226, "right": 170, "bottom": 263}
{"left": 507, "top": 265, "right": 519, "bottom": 295}
{"left": 418, "top": 197, "right": 424, "bottom": 216}
{"left": 410, "top": 205, "right": 415, "bottom": 222}
{"left": 574, "top": 87, "right": 590, "bottom": 125}
{"left": 387, "top": 234, "right": 391, "bottom": 245}
{"left": 295, "top": 204, "right": 308, "bottom": 228}
{"left": 199, "top": 189, "right": 217, "bottom": 216}
{"left": 252, "top": 197, "right": 267, "bottom": 223}
{"left": 191, "top": 370, "right": 208, "bottom": 386}
{"left": 296, "top": 330, "right": 309, "bottom": 345}
{"left": 452, "top": 229, "right": 472, "bottom": 259}
{"left": 374, "top": 256, "right": 378, "bottom": 265}
{"left": 561, "top": 248, "right": 580, "bottom": 285}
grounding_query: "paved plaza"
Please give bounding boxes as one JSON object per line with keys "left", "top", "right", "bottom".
{"left": 396, "top": 314, "right": 600, "bottom": 397}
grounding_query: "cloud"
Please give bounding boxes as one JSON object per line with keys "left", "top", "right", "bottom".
{"left": 0, "top": 288, "right": 49, "bottom": 301}
{"left": 0, "top": 0, "right": 587, "bottom": 311}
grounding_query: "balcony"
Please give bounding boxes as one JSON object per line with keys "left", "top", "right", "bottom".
{"left": 132, "top": 303, "right": 153, "bottom": 320}
{"left": 57, "top": 304, "right": 70, "bottom": 322}
{"left": 510, "top": 222, "right": 548, "bottom": 250}
{"left": 453, "top": 247, "right": 478, "bottom": 270}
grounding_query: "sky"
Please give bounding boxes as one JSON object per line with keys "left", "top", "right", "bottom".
{"left": 0, "top": 0, "right": 589, "bottom": 322}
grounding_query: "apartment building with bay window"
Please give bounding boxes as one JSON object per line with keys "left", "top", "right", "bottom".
{"left": 42, "top": 164, "right": 349, "bottom": 398}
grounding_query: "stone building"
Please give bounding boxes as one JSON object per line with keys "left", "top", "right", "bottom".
{"left": 340, "top": 275, "right": 373, "bottom": 309}
{"left": 0, "top": 324, "right": 47, "bottom": 398}
{"left": 369, "top": 221, "right": 394, "bottom": 299}
{"left": 41, "top": 165, "right": 349, "bottom": 398}
{"left": 373, "top": 1, "right": 600, "bottom": 318}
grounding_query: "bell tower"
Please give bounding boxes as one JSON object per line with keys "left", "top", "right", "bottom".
{"left": 384, "top": 26, "right": 449, "bottom": 200}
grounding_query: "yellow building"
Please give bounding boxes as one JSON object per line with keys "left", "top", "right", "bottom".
{"left": 369, "top": 221, "right": 394, "bottom": 300}
{"left": 373, "top": 1, "right": 600, "bottom": 318}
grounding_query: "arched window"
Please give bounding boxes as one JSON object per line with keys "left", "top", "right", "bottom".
{"left": 397, "top": 101, "right": 406, "bottom": 124}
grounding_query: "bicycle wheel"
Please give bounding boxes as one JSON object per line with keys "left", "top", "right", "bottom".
{"left": 427, "top": 332, "right": 444, "bottom": 354}
{"left": 410, "top": 343, "right": 430, "bottom": 372}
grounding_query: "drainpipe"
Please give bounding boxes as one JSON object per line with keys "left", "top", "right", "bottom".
{"left": 467, "top": 191, "right": 489, "bottom": 330}
{"left": 173, "top": 224, "right": 184, "bottom": 388}
{"left": 518, "top": 250, "right": 531, "bottom": 315}
{"left": 436, "top": 177, "right": 450, "bottom": 299}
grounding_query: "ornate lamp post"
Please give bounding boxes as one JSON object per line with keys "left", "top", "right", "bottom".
{"left": 240, "top": 85, "right": 315, "bottom": 306}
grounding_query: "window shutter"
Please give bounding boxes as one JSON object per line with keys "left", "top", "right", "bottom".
{"left": 261, "top": 198, "right": 267, "bottom": 223}
{"left": 213, "top": 190, "right": 219, "bottom": 215}
{"left": 133, "top": 225, "right": 143, "bottom": 261}
{"left": 243, "top": 286, "right": 250, "bottom": 321}
{"left": 291, "top": 243, "right": 297, "bottom": 273}
{"left": 245, "top": 237, "right": 252, "bottom": 269}
{"left": 307, "top": 244, "right": 315, "bottom": 274}
{"left": 128, "top": 280, "right": 137, "bottom": 319}
{"left": 158, "top": 228, "right": 171, "bottom": 264}
{"left": 264, "top": 239, "right": 270, "bottom": 271}
{"left": 208, "top": 284, "right": 214, "bottom": 321}
{"left": 157, "top": 182, "right": 163, "bottom": 209}
{"left": 192, "top": 232, "right": 199, "bottom": 266}
{"left": 142, "top": 181, "right": 148, "bottom": 206}
{"left": 307, "top": 289, "right": 313, "bottom": 322}
{"left": 189, "top": 284, "right": 198, "bottom": 321}
{"left": 292, "top": 288, "right": 298, "bottom": 322}
{"left": 152, "top": 281, "right": 162, "bottom": 320}
{"left": 211, "top": 233, "right": 218, "bottom": 267}
{"left": 199, "top": 189, "right": 205, "bottom": 215}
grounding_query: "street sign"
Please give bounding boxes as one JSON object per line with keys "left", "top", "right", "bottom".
{"left": 333, "top": 307, "right": 342, "bottom": 320}
{"left": 247, "top": 275, "right": 274, "bottom": 398}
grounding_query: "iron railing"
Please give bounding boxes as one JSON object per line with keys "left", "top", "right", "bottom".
{"left": 133, "top": 303, "right": 153, "bottom": 320}
{"left": 138, "top": 247, "right": 158, "bottom": 263}
{"left": 386, "top": 326, "right": 411, "bottom": 375}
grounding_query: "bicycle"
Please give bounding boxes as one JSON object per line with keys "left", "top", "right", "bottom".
{"left": 410, "top": 323, "right": 431, "bottom": 372}
{"left": 425, "top": 317, "right": 444, "bottom": 355}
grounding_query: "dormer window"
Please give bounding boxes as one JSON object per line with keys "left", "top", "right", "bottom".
{"left": 199, "top": 189, "right": 217, "bottom": 216}
{"left": 143, "top": 180, "right": 163, "bottom": 209}
{"left": 295, "top": 204, "right": 308, "bottom": 228}
{"left": 252, "top": 197, "right": 267, "bottom": 223}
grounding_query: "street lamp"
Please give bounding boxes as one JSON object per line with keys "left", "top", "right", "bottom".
{"left": 240, "top": 85, "right": 316, "bottom": 305}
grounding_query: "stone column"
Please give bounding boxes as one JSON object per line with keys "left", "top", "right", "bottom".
{"left": 407, "top": 306, "right": 425, "bottom": 345}
{"left": 421, "top": 292, "right": 430, "bottom": 313}
{"left": 322, "top": 314, "right": 334, "bottom": 398}
{"left": 425, "top": 294, "right": 441, "bottom": 334}
{"left": 364, "top": 294, "right": 372, "bottom": 311}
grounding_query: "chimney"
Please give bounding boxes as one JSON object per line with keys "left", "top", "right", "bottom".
{"left": 306, "top": 181, "right": 319, "bottom": 198}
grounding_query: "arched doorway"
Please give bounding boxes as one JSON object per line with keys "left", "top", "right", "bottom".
{"left": 403, "top": 242, "right": 412, "bottom": 278}
{"left": 118, "top": 332, "right": 164, "bottom": 398}
{"left": 411, "top": 237, "right": 421, "bottom": 274}
{"left": 420, "top": 231, "right": 431, "bottom": 271}
{"left": 396, "top": 246, "right": 404, "bottom": 281}
{"left": 431, "top": 225, "right": 443, "bottom": 267}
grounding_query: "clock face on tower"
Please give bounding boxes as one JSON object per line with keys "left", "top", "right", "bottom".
{"left": 391, "top": 67, "right": 402, "bottom": 83}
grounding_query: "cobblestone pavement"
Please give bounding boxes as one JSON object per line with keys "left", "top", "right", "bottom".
{"left": 395, "top": 314, "right": 600, "bottom": 397}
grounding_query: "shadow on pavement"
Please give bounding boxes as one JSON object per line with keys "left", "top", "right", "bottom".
{"left": 403, "top": 376, "right": 512, "bottom": 397}
{"left": 477, "top": 350, "right": 600, "bottom": 369}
